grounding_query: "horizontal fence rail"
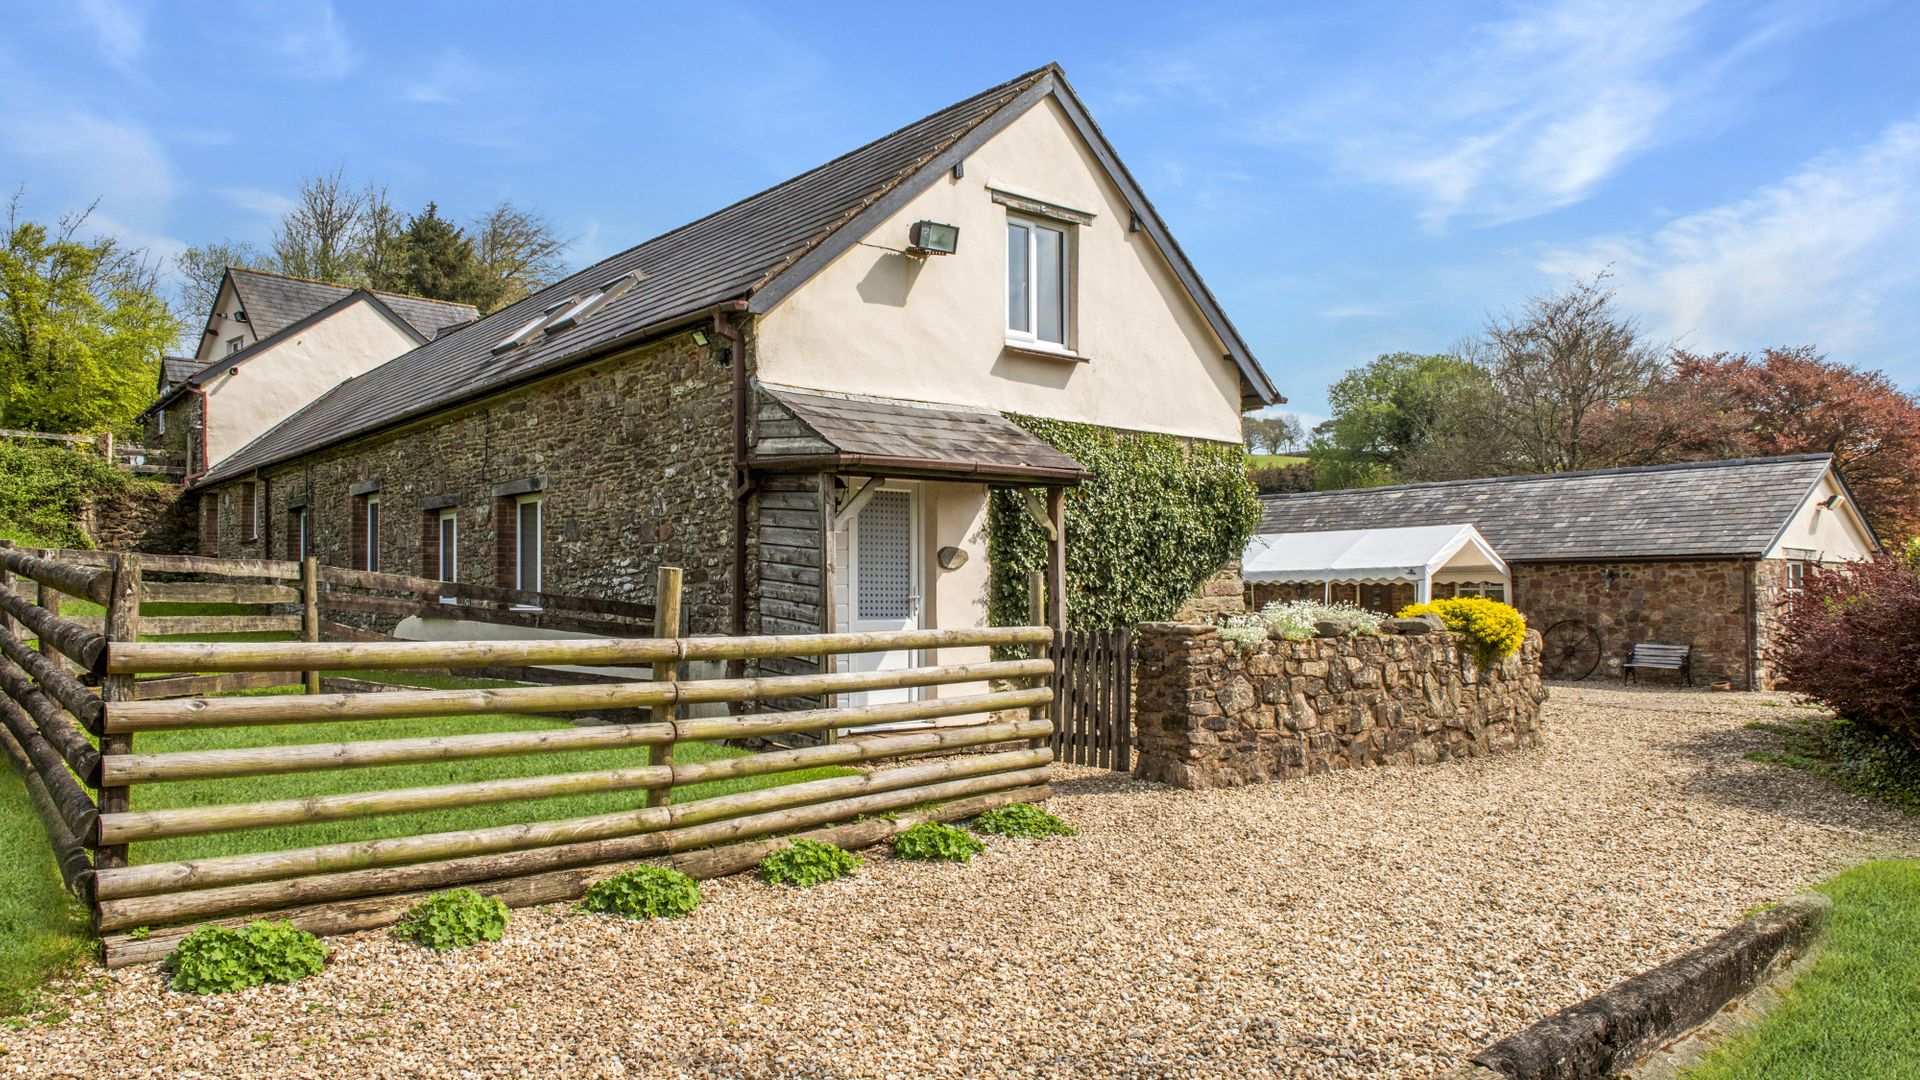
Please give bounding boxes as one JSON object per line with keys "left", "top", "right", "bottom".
{"left": 0, "top": 545, "right": 1060, "bottom": 967}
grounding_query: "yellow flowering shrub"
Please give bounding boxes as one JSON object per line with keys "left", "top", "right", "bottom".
{"left": 1398, "top": 597, "right": 1528, "bottom": 666}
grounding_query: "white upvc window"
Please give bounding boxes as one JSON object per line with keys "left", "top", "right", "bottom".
{"left": 1006, "top": 215, "right": 1069, "bottom": 349}
{"left": 156, "top": 410, "right": 166, "bottom": 436}
{"left": 438, "top": 509, "right": 459, "bottom": 584}
{"left": 227, "top": 336, "right": 244, "bottom": 355}
{"left": 515, "top": 494, "right": 542, "bottom": 593}
{"left": 365, "top": 495, "right": 382, "bottom": 573}
{"left": 1785, "top": 559, "right": 1806, "bottom": 592}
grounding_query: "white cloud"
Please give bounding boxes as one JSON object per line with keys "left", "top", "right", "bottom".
{"left": 401, "top": 50, "right": 483, "bottom": 105}
{"left": 1539, "top": 115, "right": 1920, "bottom": 361}
{"left": 73, "top": 0, "right": 148, "bottom": 74}
{"left": 0, "top": 106, "right": 176, "bottom": 231}
{"left": 1251, "top": 0, "right": 1808, "bottom": 228}
{"left": 1319, "top": 303, "right": 1389, "bottom": 320}
{"left": 217, "top": 186, "right": 297, "bottom": 219}
{"left": 267, "top": 2, "right": 356, "bottom": 80}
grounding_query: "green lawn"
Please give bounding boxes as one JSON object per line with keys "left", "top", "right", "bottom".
{"left": 0, "top": 768, "right": 91, "bottom": 1013}
{"left": 129, "top": 705, "right": 854, "bottom": 864}
{"left": 1247, "top": 453, "right": 1307, "bottom": 467}
{"left": 1684, "top": 860, "right": 1920, "bottom": 1079}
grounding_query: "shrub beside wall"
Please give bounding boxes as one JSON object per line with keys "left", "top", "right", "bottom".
{"left": 1773, "top": 554, "right": 1920, "bottom": 747}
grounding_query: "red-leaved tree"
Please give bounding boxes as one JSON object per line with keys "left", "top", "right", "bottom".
{"left": 1773, "top": 554, "right": 1920, "bottom": 744}
{"left": 1627, "top": 348, "right": 1920, "bottom": 541}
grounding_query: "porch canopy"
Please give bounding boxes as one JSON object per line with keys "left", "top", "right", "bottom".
{"left": 750, "top": 384, "right": 1087, "bottom": 486}
{"left": 1242, "top": 523, "right": 1507, "bottom": 603}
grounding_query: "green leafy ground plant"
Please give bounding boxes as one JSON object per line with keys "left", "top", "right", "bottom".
{"left": 891, "top": 822, "right": 984, "bottom": 862}
{"left": 970, "top": 803, "right": 1077, "bottom": 838}
{"left": 759, "top": 839, "right": 860, "bottom": 887}
{"left": 578, "top": 867, "right": 701, "bottom": 920}
{"left": 394, "top": 888, "right": 509, "bottom": 951}
{"left": 166, "top": 921, "right": 327, "bottom": 994}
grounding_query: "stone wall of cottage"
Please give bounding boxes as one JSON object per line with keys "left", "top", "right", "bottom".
{"left": 1751, "top": 557, "right": 1795, "bottom": 690}
{"left": 1134, "top": 622, "right": 1546, "bottom": 790}
{"left": 1175, "top": 559, "right": 1248, "bottom": 621}
{"left": 206, "top": 332, "right": 737, "bottom": 632}
{"left": 1511, "top": 559, "right": 1753, "bottom": 687}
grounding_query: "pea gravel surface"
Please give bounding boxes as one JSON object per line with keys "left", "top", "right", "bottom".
{"left": 10, "top": 685, "right": 1916, "bottom": 1079}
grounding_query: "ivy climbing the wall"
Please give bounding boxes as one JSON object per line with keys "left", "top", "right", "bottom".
{"left": 987, "top": 415, "right": 1259, "bottom": 632}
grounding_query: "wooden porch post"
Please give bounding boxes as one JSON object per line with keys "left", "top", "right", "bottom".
{"left": 1045, "top": 486, "right": 1066, "bottom": 637}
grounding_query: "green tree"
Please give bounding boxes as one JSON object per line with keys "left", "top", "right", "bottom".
{"left": 358, "top": 184, "right": 410, "bottom": 293}
{"left": 1307, "top": 352, "right": 1495, "bottom": 488}
{"left": 0, "top": 194, "right": 178, "bottom": 434}
{"left": 397, "top": 203, "right": 489, "bottom": 308}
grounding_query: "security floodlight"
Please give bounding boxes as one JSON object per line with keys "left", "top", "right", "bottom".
{"left": 907, "top": 220, "right": 959, "bottom": 256}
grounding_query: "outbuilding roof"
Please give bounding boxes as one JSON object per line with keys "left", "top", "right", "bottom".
{"left": 1256, "top": 455, "right": 1848, "bottom": 562}
{"left": 198, "top": 64, "right": 1277, "bottom": 488}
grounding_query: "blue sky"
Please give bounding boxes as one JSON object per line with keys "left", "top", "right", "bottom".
{"left": 3, "top": 1, "right": 1917, "bottom": 423}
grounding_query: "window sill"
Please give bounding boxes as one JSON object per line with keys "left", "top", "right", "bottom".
{"left": 1001, "top": 340, "right": 1089, "bottom": 364}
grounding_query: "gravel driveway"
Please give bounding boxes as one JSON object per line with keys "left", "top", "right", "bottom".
{"left": 11, "top": 685, "right": 1917, "bottom": 1079}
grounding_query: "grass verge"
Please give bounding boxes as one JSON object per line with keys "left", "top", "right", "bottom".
{"left": 1746, "top": 712, "right": 1920, "bottom": 816}
{"left": 0, "top": 767, "right": 91, "bottom": 1015}
{"left": 1683, "top": 860, "right": 1920, "bottom": 1079}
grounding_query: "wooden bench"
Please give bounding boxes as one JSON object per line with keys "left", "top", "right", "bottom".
{"left": 1622, "top": 642, "right": 1693, "bottom": 686}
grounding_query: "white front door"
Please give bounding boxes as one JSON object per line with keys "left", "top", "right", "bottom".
{"left": 847, "top": 486, "right": 921, "bottom": 707}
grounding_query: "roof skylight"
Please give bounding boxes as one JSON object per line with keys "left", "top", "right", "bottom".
{"left": 489, "top": 271, "right": 643, "bottom": 355}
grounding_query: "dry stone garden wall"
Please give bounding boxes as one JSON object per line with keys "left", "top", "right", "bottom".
{"left": 1134, "top": 622, "right": 1546, "bottom": 790}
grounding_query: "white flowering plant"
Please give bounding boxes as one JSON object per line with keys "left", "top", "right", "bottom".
{"left": 1257, "top": 599, "right": 1383, "bottom": 640}
{"left": 1217, "top": 612, "right": 1270, "bottom": 653}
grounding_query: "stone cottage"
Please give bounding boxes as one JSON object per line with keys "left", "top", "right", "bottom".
{"left": 1253, "top": 455, "right": 1879, "bottom": 688}
{"left": 190, "top": 64, "right": 1284, "bottom": 702}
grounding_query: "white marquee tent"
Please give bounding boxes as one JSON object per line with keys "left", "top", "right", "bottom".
{"left": 1241, "top": 523, "right": 1508, "bottom": 603}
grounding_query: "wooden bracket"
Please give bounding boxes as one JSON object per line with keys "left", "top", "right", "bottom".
{"left": 834, "top": 477, "right": 882, "bottom": 528}
{"left": 1020, "top": 489, "right": 1057, "bottom": 540}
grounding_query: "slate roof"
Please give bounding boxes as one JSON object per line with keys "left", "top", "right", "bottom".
{"left": 198, "top": 64, "right": 1277, "bottom": 487}
{"left": 756, "top": 385, "right": 1086, "bottom": 484}
{"left": 1256, "top": 455, "right": 1842, "bottom": 561}
{"left": 227, "top": 268, "right": 478, "bottom": 340}
{"left": 158, "top": 356, "right": 207, "bottom": 393}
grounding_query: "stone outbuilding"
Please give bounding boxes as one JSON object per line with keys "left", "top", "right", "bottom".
{"left": 1255, "top": 455, "right": 1879, "bottom": 688}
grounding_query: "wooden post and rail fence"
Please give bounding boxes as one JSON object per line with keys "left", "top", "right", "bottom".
{"left": 0, "top": 542, "right": 1057, "bottom": 968}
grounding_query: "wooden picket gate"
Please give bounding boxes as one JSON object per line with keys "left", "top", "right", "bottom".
{"left": 1048, "top": 628, "right": 1132, "bottom": 771}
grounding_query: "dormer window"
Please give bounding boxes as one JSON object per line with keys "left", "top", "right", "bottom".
{"left": 1006, "top": 216, "right": 1068, "bottom": 349}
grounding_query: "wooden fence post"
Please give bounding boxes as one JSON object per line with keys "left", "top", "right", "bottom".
{"left": 647, "top": 566, "right": 683, "bottom": 808}
{"left": 36, "top": 575, "right": 59, "bottom": 665}
{"left": 301, "top": 556, "right": 320, "bottom": 694}
{"left": 96, "top": 552, "right": 141, "bottom": 875}
{"left": 0, "top": 539, "right": 13, "bottom": 637}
